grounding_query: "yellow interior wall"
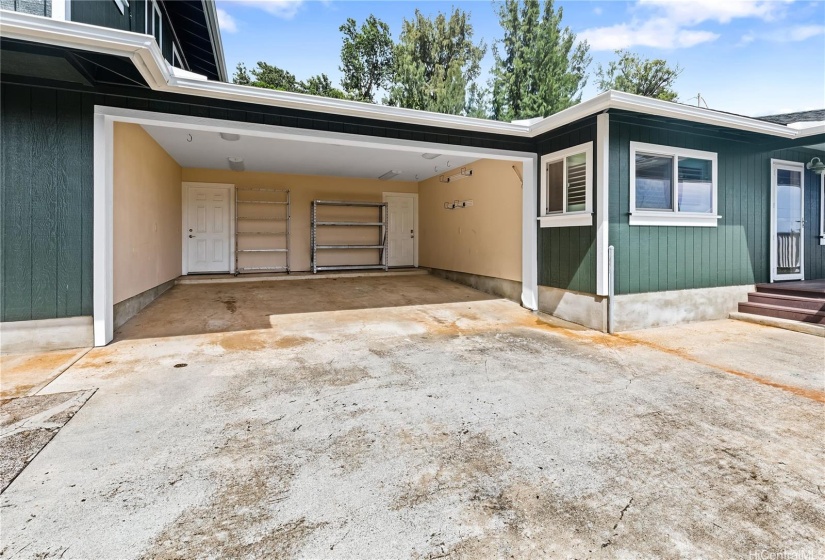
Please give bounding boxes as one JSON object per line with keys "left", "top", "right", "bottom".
{"left": 113, "top": 123, "right": 182, "bottom": 304}
{"left": 181, "top": 169, "right": 418, "bottom": 272}
{"left": 418, "top": 159, "right": 522, "bottom": 282}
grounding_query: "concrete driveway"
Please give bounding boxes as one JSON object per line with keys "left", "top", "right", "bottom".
{"left": 1, "top": 274, "right": 823, "bottom": 559}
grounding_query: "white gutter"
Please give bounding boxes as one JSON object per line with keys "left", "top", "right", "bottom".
{"left": 1, "top": 10, "right": 821, "bottom": 141}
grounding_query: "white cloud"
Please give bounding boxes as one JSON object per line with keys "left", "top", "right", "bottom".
{"left": 638, "top": 0, "right": 790, "bottom": 25}
{"left": 739, "top": 24, "right": 825, "bottom": 44}
{"left": 580, "top": 0, "right": 794, "bottom": 51}
{"left": 581, "top": 18, "right": 719, "bottom": 50}
{"left": 217, "top": 8, "right": 238, "bottom": 33}
{"left": 593, "top": 7, "right": 603, "bottom": 16}
{"left": 229, "top": 0, "right": 306, "bottom": 20}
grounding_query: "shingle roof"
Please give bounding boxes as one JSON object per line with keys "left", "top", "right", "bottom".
{"left": 756, "top": 109, "right": 825, "bottom": 125}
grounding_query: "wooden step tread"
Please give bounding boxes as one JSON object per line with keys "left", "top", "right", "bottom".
{"left": 747, "top": 292, "right": 825, "bottom": 311}
{"left": 738, "top": 302, "right": 825, "bottom": 324}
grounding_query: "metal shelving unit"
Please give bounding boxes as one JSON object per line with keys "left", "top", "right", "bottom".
{"left": 234, "top": 188, "right": 290, "bottom": 275}
{"left": 310, "top": 200, "right": 388, "bottom": 273}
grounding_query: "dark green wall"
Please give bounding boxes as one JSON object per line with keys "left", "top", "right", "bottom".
{"left": 534, "top": 116, "right": 598, "bottom": 294}
{"left": 608, "top": 111, "right": 825, "bottom": 295}
{"left": 0, "top": 0, "right": 51, "bottom": 16}
{"left": 1, "top": 83, "right": 94, "bottom": 321}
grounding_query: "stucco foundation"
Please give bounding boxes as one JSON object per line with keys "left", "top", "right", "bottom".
{"left": 113, "top": 279, "right": 177, "bottom": 330}
{"left": 612, "top": 285, "right": 754, "bottom": 331}
{"left": 0, "top": 316, "right": 94, "bottom": 353}
{"left": 538, "top": 286, "right": 607, "bottom": 331}
{"left": 429, "top": 269, "right": 522, "bottom": 303}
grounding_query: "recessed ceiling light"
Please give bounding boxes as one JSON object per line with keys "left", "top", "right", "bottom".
{"left": 379, "top": 170, "right": 402, "bottom": 181}
{"left": 220, "top": 132, "right": 241, "bottom": 141}
{"left": 422, "top": 153, "right": 440, "bottom": 159}
{"left": 227, "top": 157, "right": 245, "bottom": 171}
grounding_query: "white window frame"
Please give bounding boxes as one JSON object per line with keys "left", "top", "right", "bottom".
{"left": 149, "top": 0, "right": 162, "bottom": 49}
{"left": 820, "top": 173, "right": 825, "bottom": 246}
{"left": 171, "top": 43, "right": 182, "bottom": 69}
{"left": 113, "top": 0, "right": 128, "bottom": 16}
{"left": 538, "top": 141, "right": 593, "bottom": 228}
{"left": 629, "top": 141, "right": 720, "bottom": 227}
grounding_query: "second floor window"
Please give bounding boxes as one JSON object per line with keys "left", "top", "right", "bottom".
{"left": 151, "top": 0, "right": 162, "bottom": 48}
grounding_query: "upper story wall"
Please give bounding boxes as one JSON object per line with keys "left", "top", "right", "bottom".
{"left": 0, "top": 0, "right": 51, "bottom": 17}
{"left": 70, "top": 0, "right": 184, "bottom": 70}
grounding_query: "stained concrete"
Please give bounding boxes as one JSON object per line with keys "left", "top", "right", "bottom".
{"left": 0, "top": 275, "right": 823, "bottom": 559}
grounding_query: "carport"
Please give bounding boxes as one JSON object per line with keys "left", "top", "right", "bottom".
{"left": 96, "top": 107, "right": 538, "bottom": 345}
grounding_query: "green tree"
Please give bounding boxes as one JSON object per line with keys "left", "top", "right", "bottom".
{"left": 595, "top": 50, "right": 682, "bottom": 101}
{"left": 491, "top": 0, "right": 591, "bottom": 121}
{"left": 232, "top": 61, "right": 344, "bottom": 99}
{"left": 386, "top": 8, "right": 486, "bottom": 115}
{"left": 232, "top": 62, "right": 251, "bottom": 85}
{"left": 300, "top": 73, "right": 346, "bottom": 99}
{"left": 339, "top": 15, "right": 394, "bottom": 103}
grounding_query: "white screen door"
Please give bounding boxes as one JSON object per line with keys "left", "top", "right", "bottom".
{"left": 186, "top": 185, "right": 231, "bottom": 273}
{"left": 385, "top": 194, "right": 416, "bottom": 268}
{"left": 770, "top": 160, "right": 804, "bottom": 281}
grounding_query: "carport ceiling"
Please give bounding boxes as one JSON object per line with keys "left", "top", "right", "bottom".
{"left": 141, "top": 124, "right": 477, "bottom": 182}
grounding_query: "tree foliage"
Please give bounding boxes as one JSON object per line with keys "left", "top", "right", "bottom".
{"left": 595, "top": 50, "right": 682, "bottom": 101}
{"left": 339, "top": 15, "right": 394, "bottom": 103}
{"left": 232, "top": 61, "right": 345, "bottom": 98}
{"left": 491, "top": 0, "right": 591, "bottom": 121}
{"left": 385, "top": 8, "right": 486, "bottom": 115}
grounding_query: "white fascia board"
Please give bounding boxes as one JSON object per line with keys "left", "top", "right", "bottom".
{"left": 0, "top": 11, "right": 813, "bottom": 141}
{"left": 527, "top": 91, "right": 798, "bottom": 139}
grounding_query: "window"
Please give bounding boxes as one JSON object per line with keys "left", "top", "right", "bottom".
{"left": 113, "top": 0, "right": 129, "bottom": 15}
{"left": 630, "top": 142, "right": 719, "bottom": 227}
{"left": 150, "top": 0, "right": 162, "bottom": 49}
{"left": 172, "top": 43, "right": 182, "bottom": 69}
{"left": 539, "top": 142, "right": 593, "bottom": 228}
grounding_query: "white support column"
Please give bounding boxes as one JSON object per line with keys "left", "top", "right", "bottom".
{"left": 521, "top": 156, "right": 538, "bottom": 310}
{"left": 595, "top": 113, "right": 610, "bottom": 296}
{"left": 93, "top": 113, "right": 113, "bottom": 346}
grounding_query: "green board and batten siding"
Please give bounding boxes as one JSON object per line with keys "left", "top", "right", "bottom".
{"left": 0, "top": 83, "right": 94, "bottom": 322}
{"left": 535, "top": 116, "right": 598, "bottom": 294}
{"left": 608, "top": 110, "right": 825, "bottom": 296}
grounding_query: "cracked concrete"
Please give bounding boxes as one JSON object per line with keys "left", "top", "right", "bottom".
{"left": 0, "top": 274, "right": 822, "bottom": 559}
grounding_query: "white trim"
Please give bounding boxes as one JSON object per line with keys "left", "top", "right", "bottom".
{"left": 171, "top": 42, "right": 181, "bottom": 69}
{"left": 521, "top": 160, "right": 538, "bottom": 311}
{"left": 629, "top": 212, "right": 722, "bottom": 227}
{"left": 629, "top": 141, "right": 719, "bottom": 227}
{"left": 93, "top": 113, "right": 113, "bottom": 347}
{"left": 181, "top": 182, "right": 236, "bottom": 275}
{"left": 383, "top": 192, "right": 419, "bottom": 268}
{"left": 539, "top": 142, "right": 593, "bottom": 227}
{"left": 113, "top": 0, "right": 128, "bottom": 16}
{"left": 91, "top": 106, "right": 538, "bottom": 345}
{"left": 820, "top": 173, "right": 825, "bottom": 246}
{"left": 1, "top": 11, "right": 820, "bottom": 140}
{"left": 51, "top": 0, "right": 68, "bottom": 21}
{"left": 770, "top": 159, "right": 805, "bottom": 282}
{"left": 538, "top": 213, "right": 593, "bottom": 228}
{"left": 595, "top": 113, "right": 609, "bottom": 296}
{"left": 150, "top": 0, "right": 162, "bottom": 52}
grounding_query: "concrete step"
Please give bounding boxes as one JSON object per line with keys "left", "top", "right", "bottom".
{"left": 747, "top": 292, "right": 825, "bottom": 312}
{"left": 730, "top": 312, "right": 825, "bottom": 337}
{"left": 737, "top": 302, "right": 825, "bottom": 324}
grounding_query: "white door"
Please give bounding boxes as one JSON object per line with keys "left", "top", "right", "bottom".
{"left": 770, "top": 160, "right": 804, "bottom": 281}
{"left": 186, "top": 185, "right": 231, "bottom": 273}
{"left": 385, "top": 194, "right": 416, "bottom": 268}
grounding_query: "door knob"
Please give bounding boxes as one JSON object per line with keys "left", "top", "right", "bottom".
{"left": 189, "top": 234, "right": 195, "bottom": 238}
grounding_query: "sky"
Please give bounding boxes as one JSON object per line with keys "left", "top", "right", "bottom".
{"left": 215, "top": 0, "right": 825, "bottom": 117}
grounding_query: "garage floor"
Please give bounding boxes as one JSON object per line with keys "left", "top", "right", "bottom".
{"left": 1, "top": 274, "right": 823, "bottom": 559}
